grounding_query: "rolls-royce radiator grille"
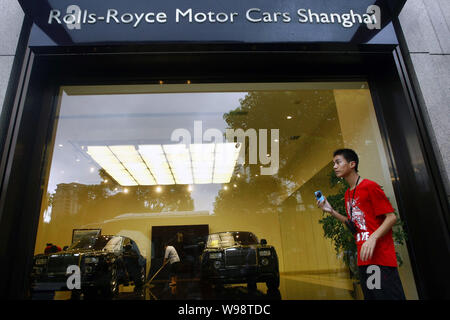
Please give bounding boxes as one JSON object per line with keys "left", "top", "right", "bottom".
{"left": 47, "top": 255, "right": 80, "bottom": 274}
{"left": 225, "top": 248, "right": 256, "bottom": 266}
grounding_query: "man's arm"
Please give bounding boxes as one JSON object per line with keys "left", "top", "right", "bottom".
{"left": 317, "top": 197, "right": 349, "bottom": 224}
{"left": 163, "top": 247, "right": 169, "bottom": 265}
{"left": 360, "top": 212, "right": 397, "bottom": 261}
{"left": 329, "top": 208, "right": 348, "bottom": 224}
{"left": 372, "top": 212, "right": 397, "bottom": 240}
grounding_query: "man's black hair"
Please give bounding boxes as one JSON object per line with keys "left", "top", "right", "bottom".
{"left": 333, "top": 148, "right": 359, "bottom": 172}
{"left": 164, "top": 241, "right": 174, "bottom": 248}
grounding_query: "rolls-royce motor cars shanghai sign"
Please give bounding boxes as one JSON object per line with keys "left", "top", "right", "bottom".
{"left": 17, "top": 0, "right": 406, "bottom": 46}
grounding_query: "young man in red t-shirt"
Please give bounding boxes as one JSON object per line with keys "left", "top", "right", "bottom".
{"left": 317, "top": 148, "right": 406, "bottom": 300}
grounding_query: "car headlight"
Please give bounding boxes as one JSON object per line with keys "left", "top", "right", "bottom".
{"left": 35, "top": 258, "right": 47, "bottom": 265}
{"left": 259, "top": 250, "right": 271, "bottom": 257}
{"left": 33, "top": 265, "right": 43, "bottom": 273}
{"left": 213, "top": 260, "right": 222, "bottom": 269}
{"left": 261, "top": 258, "right": 269, "bottom": 266}
{"left": 84, "top": 257, "right": 99, "bottom": 264}
{"left": 209, "top": 252, "right": 222, "bottom": 259}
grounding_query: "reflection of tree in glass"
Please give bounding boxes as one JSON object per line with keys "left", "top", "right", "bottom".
{"left": 43, "top": 192, "right": 54, "bottom": 213}
{"left": 214, "top": 90, "right": 339, "bottom": 216}
{"left": 48, "top": 168, "right": 194, "bottom": 227}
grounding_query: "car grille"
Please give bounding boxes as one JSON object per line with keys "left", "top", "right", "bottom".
{"left": 225, "top": 248, "right": 256, "bottom": 266}
{"left": 47, "top": 255, "right": 80, "bottom": 274}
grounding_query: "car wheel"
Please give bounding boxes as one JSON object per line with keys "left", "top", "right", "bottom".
{"left": 140, "top": 266, "right": 146, "bottom": 284}
{"left": 82, "top": 288, "right": 98, "bottom": 300}
{"left": 31, "top": 290, "right": 56, "bottom": 300}
{"left": 213, "top": 282, "right": 224, "bottom": 292}
{"left": 266, "top": 273, "right": 280, "bottom": 290}
{"left": 133, "top": 265, "right": 145, "bottom": 292}
{"left": 103, "top": 264, "right": 119, "bottom": 298}
{"left": 247, "top": 281, "right": 257, "bottom": 291}
{"left": 70, "top": 289, "right": 81, "bottom": 300}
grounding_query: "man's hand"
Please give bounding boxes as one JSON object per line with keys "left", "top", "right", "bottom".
{"left": 359, "top": 212, "right": 396, "bottom": 261}
{"left": 317, "top": 196, "right": 334, "bottom": 214}
{"left": 360, "top": 235, "right": 377, "bottom": 262}
{"left": 317, "top": 195, "right": 348, "bottom": 224}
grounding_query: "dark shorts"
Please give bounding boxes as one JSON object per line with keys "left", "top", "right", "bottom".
{"left": 169, "top": 261, "right": 181, "bottom": 276}
{"left": 358, "top": 265, "right": 406, "bottom": 300}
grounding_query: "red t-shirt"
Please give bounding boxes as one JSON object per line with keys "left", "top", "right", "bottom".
{"left": 345, "top": 179, "right": 397, "bottom": 267}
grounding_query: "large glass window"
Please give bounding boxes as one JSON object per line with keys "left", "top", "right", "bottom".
{"left": 31, "top": 82, "right": 418, "bottom": 300}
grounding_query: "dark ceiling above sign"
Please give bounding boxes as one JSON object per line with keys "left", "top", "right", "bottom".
{"left": 17, "top": 0, "right": 407, "bottom": 47}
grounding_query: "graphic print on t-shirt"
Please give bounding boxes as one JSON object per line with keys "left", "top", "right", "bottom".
{"left": 347, "top": 198, "right": 367, "bottom": 231}
{"left": 344, "top": 179, "right": 398, "bottom": 267}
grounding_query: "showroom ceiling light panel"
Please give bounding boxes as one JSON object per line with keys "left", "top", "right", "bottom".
{"left": 190, "top": 143, "right": 214, "bottom": 184}
{"left": 138, "top": 145, "right": 175, "bottom": 185}
{"left": 88, "top": 143, "right": 240, "bottom": 186}
{"left": 163, "top": 144, "right": 194, "bottom": 185}
{"left": 86, "top": 146, "right": 138, "bottom": 186}
{"left": 213, "top": 143, "right": 241, "bottom": 183}
{"left": 109, "top": 145, "right": 156, "bottom": 185}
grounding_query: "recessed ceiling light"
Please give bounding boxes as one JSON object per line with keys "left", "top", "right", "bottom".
{"left": 286, "top": 116, "right": 292, "bottom": 120}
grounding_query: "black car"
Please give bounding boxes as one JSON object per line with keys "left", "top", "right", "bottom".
{"left": 200, "top": 231, "right": 279, "bottom": 290}
{"left": 31, "top": 235, "right": 146, "bottom": 298}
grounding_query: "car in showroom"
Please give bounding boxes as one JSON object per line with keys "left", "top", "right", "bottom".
{"left": 200, "top": 231, "right": 279, "bottom": 290}
{"left": 31, "top": 235, "right": 146, "bottom": 298}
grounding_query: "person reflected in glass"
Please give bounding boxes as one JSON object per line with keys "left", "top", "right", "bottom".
{"left": 163, "top": 243, "right": 181, "bottom": 288}
{"left": 44, "top": 243, "right": 61, "bottom": 254}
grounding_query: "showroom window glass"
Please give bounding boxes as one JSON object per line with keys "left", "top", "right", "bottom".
{"left": 32, "top": 82, "right": 418, "bottom": 300}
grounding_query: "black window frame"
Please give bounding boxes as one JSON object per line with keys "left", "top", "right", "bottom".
{"left": 0, "top": 24, "right": 449, "bottom": 299}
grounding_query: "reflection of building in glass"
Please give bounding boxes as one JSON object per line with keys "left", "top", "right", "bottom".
{"left": 52, "top": 183, "right": 88, "bottom": 218}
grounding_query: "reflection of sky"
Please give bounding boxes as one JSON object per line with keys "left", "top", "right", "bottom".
{"left": 366, "top": 22, "right": 397, "bottom": 44}
{"left": 47, "top": 90, "right": 247, "bottom": 213}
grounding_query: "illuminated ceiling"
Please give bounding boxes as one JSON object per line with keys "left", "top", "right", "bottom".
{"left": 87, "top": 143, "right": 241, "bottom": 186}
